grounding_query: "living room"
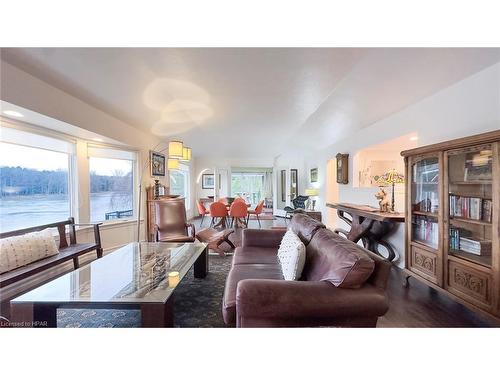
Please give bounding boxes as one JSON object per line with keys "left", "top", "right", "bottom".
{"left": 1, "top": 1, "right": 499, "bottom": 374}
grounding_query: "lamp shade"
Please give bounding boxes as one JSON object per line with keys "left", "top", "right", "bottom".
{"left": 182, "top": 146, "right": 192, "bottom": 161}
{"left": 168, "top": 141, "right": 184, "bottom": 159}
{"left": 305, "top": 188, "right": 319, "bottom": 196}
{"left": 167, "top": 158, "right": 179, "bottom": 170}
{"left": 378, "top": 169, "right": 405, "bottom": 185}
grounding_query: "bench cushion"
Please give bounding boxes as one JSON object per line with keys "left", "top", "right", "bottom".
{"left": 0, "top": 243, "right": 97, "bottom": 287}
{"left": 0, "top": 229, "right": 59, "bottom": 274}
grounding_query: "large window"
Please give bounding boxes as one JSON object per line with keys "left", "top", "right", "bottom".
{"left": 88, "top": 146, "right": 136, "bottom": 222}
{"left": 169, "top": 165, "right": 190, "bottom": 209}
{"left": 231, "top": 172, "right": 264, "bottom": 205}
{"left": 0, "top": 127, "right": 74, "bottom": 232}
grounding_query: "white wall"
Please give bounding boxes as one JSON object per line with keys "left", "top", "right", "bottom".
{"left": 277, "top": 62, "right": 500, "bottom": 268}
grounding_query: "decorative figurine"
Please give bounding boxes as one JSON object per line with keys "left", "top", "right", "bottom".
{"left": 375, "top": 188, "right": 392, "bottom": 212}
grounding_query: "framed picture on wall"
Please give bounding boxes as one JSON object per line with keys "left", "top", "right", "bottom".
{"left": 150, "top": 151, "right": 166, "bottom": 177}
{"left": 280, "top": 170, "right": 286, "bottom": 202}
{"left": 336, "top": 153, "right": 349, "bottom": 184}
{"left": 202, "top": 174, "right": 215, "bottom": 189}
{"left": 310, "top": 168, "right": 318, "bottom": 183}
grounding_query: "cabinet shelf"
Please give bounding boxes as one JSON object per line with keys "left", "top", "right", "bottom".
{"left": 450, "top": 181, "right": 492, "bottom": 185}
{"left": 448, "top": 251, "right": 491, "bottom": 268}
{"left": 411, "top": 240, "right": 437, "bottom": 252}
{"left": 450, "top": 217, "right": 492, "bottom": 227}
{"left": 413, "top": 210, "right": 438, "bottom": 218}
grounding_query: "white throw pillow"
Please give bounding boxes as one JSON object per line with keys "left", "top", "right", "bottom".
{"left": 277, "top": 228, "right": 306, "bottom": 281}
{"left": 0, "top": 228, "right": 59, "bottom": 274}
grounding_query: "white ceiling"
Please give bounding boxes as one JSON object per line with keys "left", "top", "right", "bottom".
{"left": 2, "top": 48, "right": 500, "bottom": 157}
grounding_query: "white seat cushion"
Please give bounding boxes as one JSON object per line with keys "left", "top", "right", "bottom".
{"left": 0, "top": 229, "right": 59, "bottom": 274}
{"left": 277, "top": 228, "right": 306, "bottom": 280}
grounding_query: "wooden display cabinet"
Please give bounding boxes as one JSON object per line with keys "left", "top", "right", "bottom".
{"left": 401, "top": 130, "right": 500, "bottom": 321}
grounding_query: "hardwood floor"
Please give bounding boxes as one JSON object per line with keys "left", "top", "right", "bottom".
{"left": 194, "top": 215, "right": 500, "bottom": 327}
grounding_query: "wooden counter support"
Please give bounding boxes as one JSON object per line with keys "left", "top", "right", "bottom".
{"left": 327, "top": 203, "right": 405, "bottom": 262}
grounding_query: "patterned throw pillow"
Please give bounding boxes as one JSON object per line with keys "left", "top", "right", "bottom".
{"left": 0, "top": 229, "right": 59, "bottom": 274}
{"left": 277, "top": 228, "right": 306, "bottom": 280}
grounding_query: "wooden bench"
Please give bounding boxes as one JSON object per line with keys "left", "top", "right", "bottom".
{"left": 0, "top": 217, "right": 103, "bottom": 289}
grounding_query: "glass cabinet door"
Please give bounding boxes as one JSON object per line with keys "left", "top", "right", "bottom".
{"left": 447, "top": 144, "right": 493, "bottom": 267}
{"left": 411, "top": 157, "right": 439, "bottom": 249}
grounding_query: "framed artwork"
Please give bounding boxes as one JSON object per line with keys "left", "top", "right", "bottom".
{"left": 336, "top": 153, "right": 349, "bottom": 184}
{"left": 280, "top": 170, "right": 286, "bottom": 202}
{"left": 202, "top": 174, "right": 215, "bottom": 189}
{"left": 290, "top": 169, "right": 298, "bottom": 200}
{"left": 310, "top": 168, "right": 318, "bottom": 183}
{"left": 150, "top": 151, "right": 166, "bottom": 177}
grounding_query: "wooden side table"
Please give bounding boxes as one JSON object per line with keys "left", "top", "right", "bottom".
{"left": 326, "top": 203, "right": 404, "bottom": 262}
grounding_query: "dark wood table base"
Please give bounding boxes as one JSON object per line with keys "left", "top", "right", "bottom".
{"left": 327, "top": 203, "right": 405, "bottom": 262}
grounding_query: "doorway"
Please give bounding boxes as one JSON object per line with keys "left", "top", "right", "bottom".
{"left": 230, "top": 169, "right": 273, "bottom": 206}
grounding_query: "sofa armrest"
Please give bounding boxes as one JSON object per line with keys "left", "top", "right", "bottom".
{"left": 241, "top": 229, "right": 286, "bottom": 248}
{"left": 236, "top": 279, "right": 388, "bottom": 326}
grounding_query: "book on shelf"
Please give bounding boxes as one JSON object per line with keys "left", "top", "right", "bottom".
{"left": 449, "top": 227, "right": 492, "bottom": 256}
{"left": 413, "top": 216, "right": 438, "bottom": 247}
{"left": 449, "top": 194, "right": 492, "bottom": 222}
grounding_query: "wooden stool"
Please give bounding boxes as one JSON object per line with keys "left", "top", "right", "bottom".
{"left": 196, "top": 228, "right": 235, "bottom": 256}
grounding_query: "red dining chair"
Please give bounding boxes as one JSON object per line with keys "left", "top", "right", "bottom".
{"left": 247, "top": 200, "right": 265, "bottom": 228}
{"left": 229, "top": 200, "right": 249, "bottom": 228}
{"left": 209, "top": 201, "right": 229, "bottom": 228}
{"left": 197, "top": 200, "right": 209, "bottom": 227}
{"left": 233, "top": 197, "right": 246, "bottom": 204}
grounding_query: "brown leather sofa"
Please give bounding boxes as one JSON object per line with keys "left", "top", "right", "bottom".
{"left": 222, "top": 214, "right": 392, "bottom": 327}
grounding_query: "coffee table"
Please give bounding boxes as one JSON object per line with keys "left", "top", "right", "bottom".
{"left": 10, "top": 242, "right": 208, "bottom": 328}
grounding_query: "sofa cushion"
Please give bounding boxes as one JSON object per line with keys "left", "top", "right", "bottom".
{"left": 277, "top": 229, "right": 306, "bottom": 280}
{"left": 223, "top": 263, "right": 283, "bottom": 325}
{"left": 0, "top": 229, "right": 59, "bottom": 274}
{"left": 232, "top": 246, "right": 279, "bottom": 265}
{"left": 302, "top": 228, "right": 375, "bottom": 288}
{"left": 290, "top": 213, "right": 325, "bottom": 245}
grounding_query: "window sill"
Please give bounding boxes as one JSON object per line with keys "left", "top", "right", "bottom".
{"left": 74, "top": 218, "right": 143, "bottom": 232}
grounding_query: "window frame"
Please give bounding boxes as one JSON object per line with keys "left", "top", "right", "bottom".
{"left": 169, "top": 163, "right": 191, "bottom": 210}
{"left": 0, "top": 120, "right": 77, "bottom": 231}
{"left": 87, "top": 144, "right": 139, "bottom": 224}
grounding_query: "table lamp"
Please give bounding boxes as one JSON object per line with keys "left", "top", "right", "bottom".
{"left": 305, "top": 188, "right": 319, "bottom": 210}
{"left": 377, "top": 169, "right": 405, "bottom": 212}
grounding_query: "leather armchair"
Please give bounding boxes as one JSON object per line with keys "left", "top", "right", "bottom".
{"left": 154, "top": 198, "right": 195, "bottom": 242}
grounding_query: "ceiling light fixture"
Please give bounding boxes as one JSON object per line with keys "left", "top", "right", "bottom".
{"left": 409, "top": 136, "right": 418, "bottom": 141}
{"left": 167, "top": 158, "right": 180, "bottom": 170}
{"left": 3, "top": 110, "right": 24, "bottom": 118}
{"left": 93, "top": 137, "right": 104, "bottom": 142}
{"left": 181, "top": 146, "right": 192, "bottom": 161}
{"left": 168, "top": 140, "right": 184, "bottom": 159}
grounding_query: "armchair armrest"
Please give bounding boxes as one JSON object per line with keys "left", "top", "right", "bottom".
{"left": 236, "top": 279, "right": 388, "bottom": 326}
{"left": 241, "top": 229, "right": 286, "bottom": 248}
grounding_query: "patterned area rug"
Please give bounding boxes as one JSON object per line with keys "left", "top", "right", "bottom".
{"left": 57, "top": 254, "right": 233, "bottom": 328}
